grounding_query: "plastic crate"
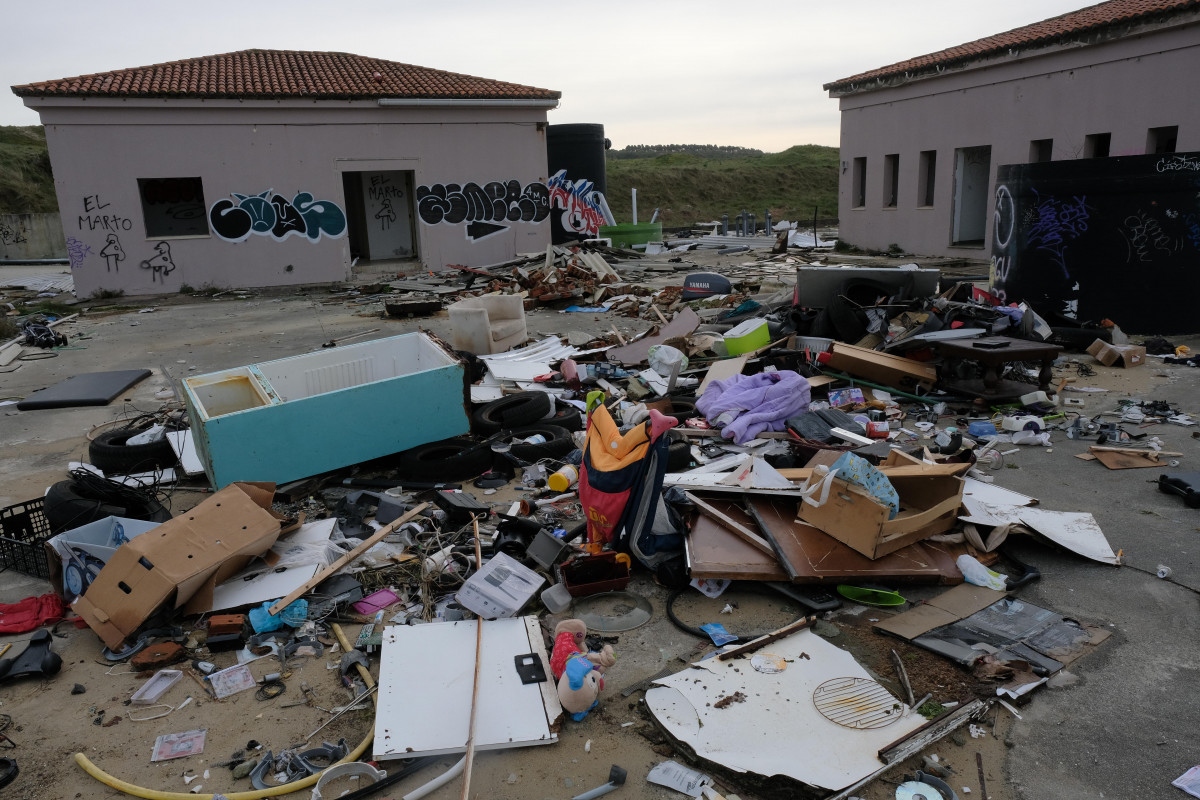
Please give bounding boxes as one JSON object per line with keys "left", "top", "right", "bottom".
{"left": 0, "top": 497, "right": 53, "bottom": 579}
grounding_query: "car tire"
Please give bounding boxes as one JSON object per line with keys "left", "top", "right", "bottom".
{"left": 544, "top": 402, "right": 584, "bottom": 432}
{"left": 89, "top": 428, "right": 178, "bottom": 474}
{"left": 43, "top": 479, "right": 172, "bottom": 534}
{"left": 471, "top": 392, "right": 554, "bottom": 434}
{"left": 666, "top": 440, "right": 693, "bottom": 472}
{"left": 501, "top": 425, "right": 575, "bottom": 463}
{"left": 393, "top": 437, "right": 493, "bottom": 482}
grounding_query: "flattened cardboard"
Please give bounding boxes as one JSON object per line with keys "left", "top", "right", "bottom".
{"left": 607, "top": 307, "right": 700, "bottom": 366}
{"left": 746, "top": 497, "right": 966, "bottom": 584}
{"left": 72, "top": 482, "right": 282, "bottom": 650}
{"left": 825, "top": 342, "right": 937, "bottom": 391}
{"left": 796, "top": 474, "right": 965, "bottom": 559}
{"left": 874, "top": 583, "right": 1005, "bottom": 640}
{"left": 1086, "top": 339, "right": 1145, "bottom": 368}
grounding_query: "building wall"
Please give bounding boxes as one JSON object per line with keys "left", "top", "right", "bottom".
{"left": 29, "top": 100, "right": 551, "bottom": 297}
{"left": 833, "top": 18, "right": 1200, "bottom": 259}
{"left": 0, "top": 213, "right": 66, "bottom": 260}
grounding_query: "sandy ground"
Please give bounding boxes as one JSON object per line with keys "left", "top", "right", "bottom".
{"left": 0, "top": 253, "right": 1195, "bottom": 800}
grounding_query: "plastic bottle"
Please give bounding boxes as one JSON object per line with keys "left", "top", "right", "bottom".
{"left": 547, "top": 464, "right": 579, "bottom": 493}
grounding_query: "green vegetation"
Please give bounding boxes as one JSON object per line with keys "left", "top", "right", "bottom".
{"left": 0, "top": 126, "right": 56, "bottom": 214}
{"left": 604, "top": 144, "right": 839, "bottom": 230}
{"left": 608, "top": 144, "right": 765, "bottom": 160}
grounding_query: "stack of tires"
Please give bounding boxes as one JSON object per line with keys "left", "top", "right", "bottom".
{"left": 392, "top": 392, "right": 583, "bottom": 483}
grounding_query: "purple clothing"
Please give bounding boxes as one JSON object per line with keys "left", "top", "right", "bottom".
{"left": 696, "top": 370, "right": 811, "bottom": 444}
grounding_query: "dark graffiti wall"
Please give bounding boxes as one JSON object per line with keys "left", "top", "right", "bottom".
{"left": 991, "top": 152, "right": 1200, "bottom": 334}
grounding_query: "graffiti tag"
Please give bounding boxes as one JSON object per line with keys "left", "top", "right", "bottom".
{"left": 139, "top": 241, "right": 176, "bottom": 282}
{"left": 0, "top": 223, "right": 28, "bottom": 245}
{"left": 1156, "top": 155, "right": 1200, "bottom": 173}
{"left": 992, "top": 185, "right": 1015, "bottom": 249}
{"left": 548, "top": 169, "right": 607, "bottom": 237}
{"left": 1122, "top": 211, "right": 1179, "bottom": 262}
{"left": 1185, "top": 214, "right": 1200, "bottom": 252}
{"left": 1025, "top": 192, "right": 1091, "bottom": 279}
{"left": 416, "top": 179, "right": 550, "bottom": 240}
{"left": 100, "top": 233, "right": 125, "bottom": 272}
{"left": 209, "top": 190, "right": 347, "bottom": 243}
{"left": 65, "top": 236, "right": 92, "bottom": 269}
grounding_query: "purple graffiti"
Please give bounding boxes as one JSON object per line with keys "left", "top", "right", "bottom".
{"left": 548, "top": 169, "right": 607, "bottom": 237}
{"left": 65, "top": 236, "right": 92, "bottom": 269}
{"left": 1025, "top": 191, "right": 1091, "bottom": 279}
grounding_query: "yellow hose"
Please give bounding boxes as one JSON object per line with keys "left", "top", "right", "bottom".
{"left": 74, "top": 623, "right": 376, "bottom": 800}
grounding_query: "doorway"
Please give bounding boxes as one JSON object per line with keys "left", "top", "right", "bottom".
{"left": 951, "top": 146, "right": 992, "bottom": 246}
{"left": 341, "top": 170, "right": 417, "bottom": 262}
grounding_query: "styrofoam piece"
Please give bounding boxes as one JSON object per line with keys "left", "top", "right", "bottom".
{"left": 166, "top": 429, "right": 205, "bottom": 477}
{"left": 131, "top": 669, "right": 183, "bottom": 704}
{"left": 209, "top": 562, "right": 321, "bottom": 612}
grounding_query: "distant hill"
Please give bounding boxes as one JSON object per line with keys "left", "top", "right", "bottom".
{"left": 0, "top": 126, "right": 56, "bottom": 214}
{"left": 604, "top": 144, "right": 839, "bottom": 230}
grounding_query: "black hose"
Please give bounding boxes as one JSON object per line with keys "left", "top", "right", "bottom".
{"left": 322, "top": 755, "right": 440, "bottom": 800}
{"left": 665, "top": 584, "right": 810, "bottom": 642}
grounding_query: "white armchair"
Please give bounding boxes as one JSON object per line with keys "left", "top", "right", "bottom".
{"left": 448, "top": 295, "right": 528, "bottom": 354}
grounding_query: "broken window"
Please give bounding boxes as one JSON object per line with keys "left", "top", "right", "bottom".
{"left": 852, "top": 157, "right": 867, "bottom": 208}
{"left": 917, "top": 150, "right": 936, "bottom": 208}
{"left": 1147, "top": 125, "right": 1178, "bottom": 155}
{"left": 882, "top": 154, "right": 899, "bottom": 208}
{"left": 1083, "top": 133, "right": 1110, "bottom": 159}
{"left": 138, "top": 177, "right": 209, "bottom": 238}
{"left": 1029, "top": 139, "right": 1053, "bottom": 163}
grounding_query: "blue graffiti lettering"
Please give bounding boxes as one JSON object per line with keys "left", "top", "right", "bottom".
{"left": 548, "top": 169, "right": 606, "bottom": 236}
{"left": 65, "top": 236, "right": 92, "bottom": 269}
{"left": 209, "top": 189, "right": 346, "bottom": 243}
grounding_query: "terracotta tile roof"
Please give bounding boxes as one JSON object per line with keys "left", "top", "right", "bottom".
{"left": 825, "top": 0, "right": 1200, "bottom": 93}
{"left": 11, "top": 49, "right": 560, "bottom": 101}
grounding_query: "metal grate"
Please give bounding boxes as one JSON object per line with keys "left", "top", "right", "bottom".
{"left": 812, "top": 676, "right": 904, "bottom": 729}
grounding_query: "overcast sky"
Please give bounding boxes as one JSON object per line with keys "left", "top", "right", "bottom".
{"left": 3, "top": 0, "right": 1088, "bottom": 151}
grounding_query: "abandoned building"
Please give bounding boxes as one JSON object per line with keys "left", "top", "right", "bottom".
{"left": 824, "top": 0, "right": 1200, "bottom": 261}
{"left": 10, "top": 50, "right": 561, "bottom": 297}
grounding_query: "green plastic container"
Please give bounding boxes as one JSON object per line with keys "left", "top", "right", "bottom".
{"left": 598, "top": 223, "right": 662, "bottom": 249}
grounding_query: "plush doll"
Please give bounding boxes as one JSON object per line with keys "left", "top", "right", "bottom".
{"left": 549, "top": 619, "right": 615, "bottom": 721}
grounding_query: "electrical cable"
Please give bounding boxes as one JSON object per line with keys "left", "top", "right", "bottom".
{"left": 665, "top": 584, "right": 810, "bottom": 642}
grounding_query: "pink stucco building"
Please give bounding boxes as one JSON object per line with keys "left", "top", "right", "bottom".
{"left": 824, "top": 0, "right": 1200, "bottom": 259}
{"left": 12, "top": 50, "right": 560, "bottom": 297}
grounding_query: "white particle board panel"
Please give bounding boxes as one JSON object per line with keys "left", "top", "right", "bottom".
{"left": 373, "top": 616, "right": 560, "bottom": 759}
{"left": 645, "top": 628, "right": 926, "bottom": 792}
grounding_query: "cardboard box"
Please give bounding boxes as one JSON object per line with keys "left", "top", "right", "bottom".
{"left": 72, "top": 482, "right": 282, "bottom": 650}
{"left": 798, "top": 473, "right": 965, "bottom": 559}
{"left": 1086, "top": 339, "right": 1145, "bottom": 368}
{"left": 825, "top": 342, "right": 937, "bottom": 391}
{"left": 44, "top": 516, "right": 161, "bottom": 603}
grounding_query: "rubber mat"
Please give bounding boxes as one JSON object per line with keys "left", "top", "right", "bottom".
{"left": 16, "top": 368, "right": 151, "bottom": 410}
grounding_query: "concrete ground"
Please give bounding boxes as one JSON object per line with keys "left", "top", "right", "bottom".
{"left": 1, "top": 256, "right": 1198, "bottom": 800}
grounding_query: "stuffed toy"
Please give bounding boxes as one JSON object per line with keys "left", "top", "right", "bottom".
{"left": 549, "top": 619, "right": 615, "bottom": 721}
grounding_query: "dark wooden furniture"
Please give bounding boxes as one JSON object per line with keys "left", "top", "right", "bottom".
{"left": 936, "top": 336, "right": 1062, "bottom": 403}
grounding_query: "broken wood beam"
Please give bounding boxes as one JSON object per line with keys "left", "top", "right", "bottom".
{"left": 684, "top": 492, "right": 776, "bottom": 556}
{"left": 268, "top": 503, "right": 429, "bottom": 615}
{"left": 716, "top": 617, "right": 814, "bottom": 661}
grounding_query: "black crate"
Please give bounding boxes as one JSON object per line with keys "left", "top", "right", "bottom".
{"left": 0, "top": 497, "right": 53, "bottom": 579}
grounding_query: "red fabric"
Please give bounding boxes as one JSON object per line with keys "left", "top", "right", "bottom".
{"left": 550, "top": 630, "right": 584, "bottom": 680}
{"left": 0, "top": 593, "right": 65, "bottom": 634}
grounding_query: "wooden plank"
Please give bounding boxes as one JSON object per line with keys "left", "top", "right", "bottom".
{"left": 716, "top": 617, "right": 814, "bottom": 661}
{"left": 268, "top": 503, "right": 428, "bottom": 615}
{"left": 460, "top": 523, "right": 486, "bottom": 800}
{"left": 698, "top": 355, "right": 749, "bottom": 394}
{"left": 685, "top": 491, "right": 775, "bottom": 556}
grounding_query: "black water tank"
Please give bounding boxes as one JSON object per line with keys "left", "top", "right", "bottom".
{"left": 547, "top": 123, "right": 609, "bottom": 244}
